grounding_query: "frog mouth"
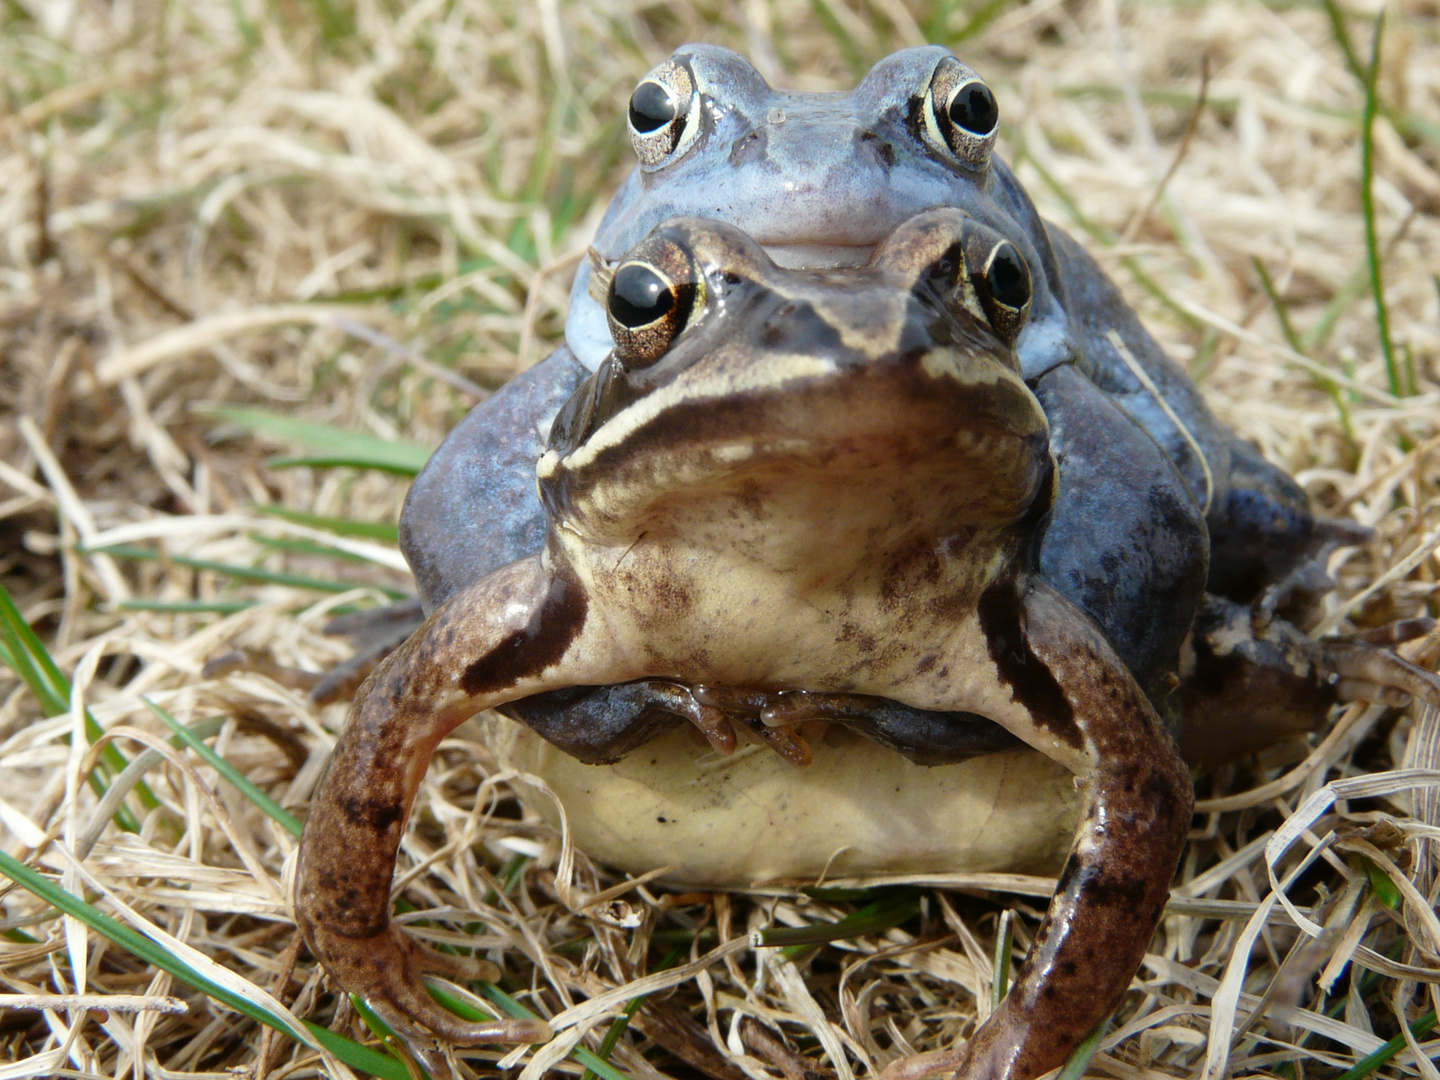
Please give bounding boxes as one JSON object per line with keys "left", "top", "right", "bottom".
{"left": 760, "top": 241, "right": 876, "bottom": 269}
{"left": 587, "top": 239, "right": 880, "bottom": 300}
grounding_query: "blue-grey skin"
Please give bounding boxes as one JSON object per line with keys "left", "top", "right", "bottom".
{"left": 402, "top": 45, "right": 1316, "bottom": 740}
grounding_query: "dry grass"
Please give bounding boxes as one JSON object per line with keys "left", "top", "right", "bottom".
{"left": 1, "top": 1, "right": 1438, "bottom": 1078}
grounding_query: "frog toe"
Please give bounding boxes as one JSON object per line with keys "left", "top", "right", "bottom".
{"left": 1181, "top": 594, "right": 1440, "bottom": 767}
{"left": 877, "top": 1045, "right": 966, "bottom": 1080}
{"left": 306, "top": 922, "right": 551, "bottom": 1049}
{"left": 1324, "top": 638, "right": 1440, "bottom": 710}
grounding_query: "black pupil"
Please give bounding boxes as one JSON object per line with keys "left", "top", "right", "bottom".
{"left": 610, "top": 264, "right": 674, "bottom": 328}
{"left": 986, "top": 246, "right": 1029, "bottom": 309}
{"left": 948, "top": 82, "right": 998, "bottom": 136}
{"left": 629, "top": 81, "right": 677, "bottom": 134}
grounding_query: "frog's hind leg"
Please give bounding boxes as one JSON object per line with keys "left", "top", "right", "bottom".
{"left": 939, "top": 577, "right": 1193, "bottom": 1080}
{"left": 294, "top": 555, "right": 621, "bottom": 1061}
{"left": 1180, "top": 593, "right": 1440, "bottom": 768}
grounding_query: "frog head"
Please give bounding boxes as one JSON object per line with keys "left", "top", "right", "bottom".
{"left": 567, "top": 45, "right": 1074, "bottom": 381}
{"left": 540, "top": 209, "right": 1049, "bottom": 679}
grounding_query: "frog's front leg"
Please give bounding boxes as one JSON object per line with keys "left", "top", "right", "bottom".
{"left": 946, "top": 576, "right": 1193, "bottom": 1080}
{"left": 294, "top": 555, "right": 618, "bottom": 1060}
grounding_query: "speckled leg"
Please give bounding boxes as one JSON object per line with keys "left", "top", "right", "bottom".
{"left": 948, "top": 578, "right": 1193, "bottom": 1080}
{"left": 295, "top": 555, "right": 608, "bottom": 1057}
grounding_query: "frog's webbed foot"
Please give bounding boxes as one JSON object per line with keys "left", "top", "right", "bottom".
{"left": 296, "top": 556, "right": 610, "bottom": 1053}
{"left": 300, "top": 919, "right": 549, "bottom": 1067}
{"left": 940, "top": 577, "right": 1192, "bottom": 1080}
{"left": 1180, "top": 593, "right": 1440, "bottom": 768}
{"left": 501, "top": 681, "right": 824, "bottom": 764}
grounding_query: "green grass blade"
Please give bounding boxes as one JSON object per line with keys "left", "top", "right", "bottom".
{"left": 1358, "top": 856, "right": 1400, "bottom": 909}
{"left": 349, "top": 994, "right": 437, "bottom": 1078}
{"left": 580, "top": 947, "right": 681, "bottom": 1080}
{"left": 1251, "top": 256, "right": 1354, "bottom": 441}
{"left": 0, "top": 582, "right": 152, "bottom": 830}
{"left": 304, "top": 1020, "right": 413, "bottom": 1080}
{"left": 1250, "top": 257, "right": 1304, "bottom": 355}
{"left": 754, "top": 888, "right": 923, "bottom": 952}
{"left": 1357, "top": 11, "right": 1401, "bottom": 396}
{"left": 0, "top": 847, "right": 412, "bottom": 1079}
{"left": 0, "top": 636, "right": 19, "bottom": 676}
{"left": 475, "top": 983, "right": 635, "bottom": 1080}
{"left": 254, "top": 504, "right": 400, "bottom": 542}
{"left": 1055, "top": 1015, "right": 1111, "bottom": 1080}
{"left": 0, "top": 584, "right": 71, "bottom": 714}
{"left": 1335, "top": 1010, "right": 1437, "bottom": 1080}
{"left": 1018, "top": 152, "right": 1203, "bottom": 332}
{"left": 991, "top": 909, "right": 1014, "bottom": 1010}
{"left": 207, "top": 406, "right": 433, "bottom": 475}
{"left": 264, "top": 454, "right": 425, "bottom": 475}
{"left": 143, "top": 698, "right": 303, "bottom": 839}
{"left": 1301, "top": 260, "right": 1371, "bottom": 353}
{"left": 580, "top": 996, "right": 644, "bottom": 1080}
{"left": 91, "top": 544, "right": 406, "bottom": 598}
{"left": 0, "top": 847, "right": 303, "bottom": 1037}
{"left": 118, "top": 599, "right": 257, "bottom": 614}
{"left": 1319, "top": 0, "right": 1366, "bottom": 86}
{"left": 254, "top": 536, "right": 374, "bottom": 563}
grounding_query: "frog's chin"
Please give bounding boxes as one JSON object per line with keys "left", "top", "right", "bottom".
{"left": 566, "top": 240, "right": 878, "bottom": 371}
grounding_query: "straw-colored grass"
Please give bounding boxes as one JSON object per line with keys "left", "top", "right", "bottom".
{"left": 1, "top": 1, "right": 1437, "bottom": 1078}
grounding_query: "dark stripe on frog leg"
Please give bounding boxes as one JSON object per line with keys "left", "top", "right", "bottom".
{"left": 977, "top": 578, "right": 1080, "bottom": 750}
{"left": 952, "top": 579, "right": 1192, "bottom": 1080}
{"left": 298, "top": 556, "right": 569, "bottom": 944}
{"left": 461, "top": 570, "right": 589, "bottom": 695}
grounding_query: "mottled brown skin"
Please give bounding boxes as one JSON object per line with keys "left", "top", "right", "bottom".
{"left": 951, "top": 581, "right": 1192, "bottom": 1077}
{"left": 296, "top": 210, "right": 1194, "bottom": 1080}
{"left": 295, "top": 560, "right": 562, "bottom": 1063}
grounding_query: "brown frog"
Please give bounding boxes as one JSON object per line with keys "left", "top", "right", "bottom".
{"left": 295, "top": 209, "right": 1197, "bottom": 1080}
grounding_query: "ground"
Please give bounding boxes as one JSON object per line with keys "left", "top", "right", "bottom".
{"left": 0, "top": 1, "right": 1438, "bottom": 1079}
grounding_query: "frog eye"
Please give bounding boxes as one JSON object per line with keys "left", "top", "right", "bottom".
{"left": 919, "top": 57, "right": 999, "bottom": 171}
{"left": 972, "top": 241, "right": 1031, "bottom": 346}
{"left": 606, "top": 240, "right": 705, "bottom": 369}
{"left": 628, "top": 60, "right": 703, "bottom": 169}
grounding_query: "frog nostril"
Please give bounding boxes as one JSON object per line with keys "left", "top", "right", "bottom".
{"left": 729, "top": 128, "right": 768, "bottom": 167}
{"left": 857, "top": 129, "right": 897, "bottom": 169}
